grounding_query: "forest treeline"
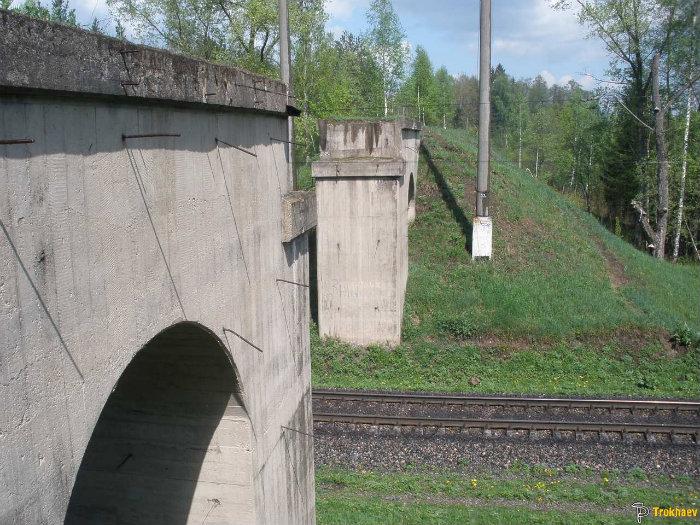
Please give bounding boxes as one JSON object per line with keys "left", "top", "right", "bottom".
{"left": 4, "top": 0, "right": 698, "bottom": 261}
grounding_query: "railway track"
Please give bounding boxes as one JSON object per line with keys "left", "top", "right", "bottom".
{"left": 312, "top": 389, "right": 700, "bottom": 441}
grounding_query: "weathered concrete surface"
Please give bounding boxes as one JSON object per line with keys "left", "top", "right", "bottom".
{"left": 312, "top": 158, "right": 406, "bottom": 179}
{"left": 0, "top": 13, "right": 314, "bottom": 525}
{"left": 318, "top": 119, "right": 420, "bottom": 160}
{"left": 281, "top": 191, "right": 316, "bottom": 243}
{"left": 313, "top": 120, "right": 420, "bottom": 347}
{"left": 0, "top": 10, "right": 287, "bottom": 114}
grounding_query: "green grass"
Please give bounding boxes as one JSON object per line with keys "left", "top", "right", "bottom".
{"left": 311, "top": 127, "right": 700, "bottom": 398}
{"left": 318, "top": 497, "right": 629, "bottom": 525}
{"left": 316, "top": 467, "right": 699, "bottom": 525}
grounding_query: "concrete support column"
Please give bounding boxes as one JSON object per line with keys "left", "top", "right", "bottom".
{"left": 313, "top": 120, "right": 420, "bottom": 347}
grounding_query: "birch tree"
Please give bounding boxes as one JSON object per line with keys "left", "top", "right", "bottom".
{"left": 366, "top": 0, "right": 407, "bottom": 116}
{"left": 672, "top": 93, "right": 694, "bottom": 261}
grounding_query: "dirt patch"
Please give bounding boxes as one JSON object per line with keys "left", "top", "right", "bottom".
{"left": 459, "top": 326, "right": 677, "bottom": 357}
{"left": 594, "top": 238, "right": 630, "bottom": 289}
{"left": 583, "top": 326, "right": 676, "bottom": 357}
{"left": 426, "top": 130, "right": 462, "bottom": 155}
{"left": 463, "top": 334, "right": 554, "bottom": 353}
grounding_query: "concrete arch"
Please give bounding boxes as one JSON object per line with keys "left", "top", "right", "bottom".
{"left": 64, "top": 322, "right": 256, "bottom": 525}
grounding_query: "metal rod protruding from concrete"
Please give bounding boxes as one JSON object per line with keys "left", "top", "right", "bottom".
{"left": 276, "top": 278, "right": 310, "bottom": 288}
{"left": 122, "top": 133, "right": 180, "bottom": 140}
{"left": 476, "top": 0, "right": 491, "bottom": 218}
{"left": 270, "top": 137, "right": 303, "bottom": 146}
{"left": 216, "top": 138, "right": 257, "bottom": 157}
{"left": 0, "top": 139, "right": 34, "bottom": 145}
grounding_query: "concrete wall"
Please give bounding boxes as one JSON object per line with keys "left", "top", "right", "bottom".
{"left": 0, "top": 12, "right": 315, "bottom": 525}
{"left": 313, "top": 120, "right": 420, "bottom": 347}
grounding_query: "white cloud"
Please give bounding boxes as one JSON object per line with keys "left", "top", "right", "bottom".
{"left": 539, "top": 70, "right": 599, "bottom": 90}
{"left": 494, "top": 38, "right": 541, "bottom": 57}
{"left": 539, "top": 69, "right": 557, "bottom": 86}
{"left": 578, "top": 74, "right": 596, "bottom": 90}
{"left": 530, "top": 0, "right": 585, "bottom": 41}
{"left": 558, "top": 74, "right": 574, "bottom": 85}
{"left": 71, "top": 0, "right": 109, "bottom": 21}
{"left": 326, "top": 0, "right": 369, "bottom": 20}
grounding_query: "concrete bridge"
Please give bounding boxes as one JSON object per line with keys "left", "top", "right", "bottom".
{"left": 1, "top": 11, "right": 315, "bottom": 524}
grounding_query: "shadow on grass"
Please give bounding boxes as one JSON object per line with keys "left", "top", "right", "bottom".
{"left": 421, "top": 143, "right": 473, "bottom": 252}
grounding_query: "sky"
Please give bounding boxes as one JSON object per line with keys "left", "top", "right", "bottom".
{"left": 64, "top": 0, "right": 611, "bottom": 89}
{"left": 326, "top": 0, "right": 611, "bottom": 88}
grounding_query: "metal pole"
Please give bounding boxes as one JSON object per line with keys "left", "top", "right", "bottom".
{"left": 278, "top": 0, "right": 290, "bottom": 89}
{"left": 471, "top": 0, "right": 492, "bottom": 259}
{"left": 278, "top": 0, "right": 295, "bottom": 188}
{"left": 475, "top": 0, "right": 491, "bottom": 218}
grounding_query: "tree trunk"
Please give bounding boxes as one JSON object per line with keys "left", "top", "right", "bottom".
{"left": 652, "top": 52, "right": 670, "bottom": 259}
{"left": 569, "top": 136, "right": 578, "bottom": 188}
{"left": 586, "top": 143, "right": 593, "bottom": 212}
{"left": 518, "top": 106, "right": 522, "bottom": 169}
{"left": 535, "top": 147, "right": 539, "bottom": 179}
{"left": 687, "top": 219, "right": 700, "bottom": 261}
{"left": 672, "top": 93, "right": 693, "bottom": 262}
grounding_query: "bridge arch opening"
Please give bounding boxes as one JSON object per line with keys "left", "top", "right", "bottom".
{"left": 65, "top": 322, "right": 256, "bottom": 525}
{"left": 407, "top": 172, "right": 416, "bottom": 223}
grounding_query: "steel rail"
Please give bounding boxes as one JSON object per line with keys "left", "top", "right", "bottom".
{"left": 312, "top": 389, "right": 700, "bottom": 413}
{"left": 313, "top": 412, "right": 700, "bottom": 438}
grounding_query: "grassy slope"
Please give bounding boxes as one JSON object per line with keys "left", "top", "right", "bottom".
{"left": 311, "top": 127, "right": 700, "bottom": 398}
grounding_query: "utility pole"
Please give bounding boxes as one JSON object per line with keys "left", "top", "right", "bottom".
{"left": 278, "top": 0, "right": 294, "bottom": 188}
{"left": 471, "top": 0, "right": 492, "bottom": 259}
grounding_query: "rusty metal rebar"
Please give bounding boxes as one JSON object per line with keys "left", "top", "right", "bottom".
{"left": 0, "top": 138, "right": 34, "bottom": 145}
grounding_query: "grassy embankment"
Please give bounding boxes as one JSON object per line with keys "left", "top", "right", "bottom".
{"left": 316, "top": 466, "right": 698, "bottom": 525}
{"left": 311, "top": 127, "right": 700, "bottom": 398}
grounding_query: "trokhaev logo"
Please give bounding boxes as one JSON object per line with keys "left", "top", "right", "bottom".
{"left": 632, "top": 502, "right": 698, "bottom": 523}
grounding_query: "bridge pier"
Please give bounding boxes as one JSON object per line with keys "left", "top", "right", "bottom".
{"left": 312, "top": 120, "right": 420, "bottom": 347}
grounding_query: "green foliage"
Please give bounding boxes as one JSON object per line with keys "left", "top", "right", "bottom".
{"left": 105, "top": 0, "right": 327, "bottom": 75}
{"left": 10, "top": 0, "right": 77, "bottom": 25}
{"left": 671, "top": 323, "right": 700, "bottom": 349}
{"left": 396, "top": 46, "right": 435, "bottom": 122}
{"left": 433, "top": 314, "right": 475, "bottom": 339}
{"left": 453, "top": 74, "right": 479, "bottom": 128}
{"left": 554, "top": 0, "right": 699, "bottom": 256}
{"left": 395, "top": 48, "right": 455, "bottom": 127}
{"left": 365, "top": 0, "right": 407, "bottom": 113}
{"left": 433, "top": 66, "right": 455, "bottom": 127}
